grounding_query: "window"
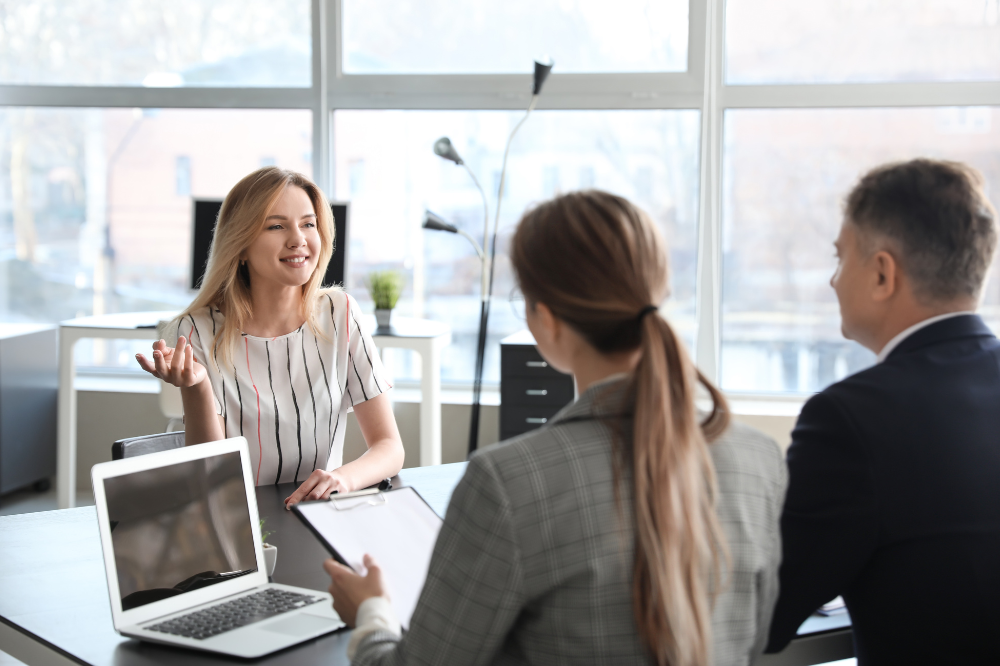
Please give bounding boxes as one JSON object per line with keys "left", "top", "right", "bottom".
{"left": 720, "top": 106, "right": 1000, "bottom": 392}
{"left": 175, "top": 156, "right": 192, "bottom": 196}
{"left": 726, "top": 0, "right": 1000, "bottom": 84}
{"left": 334, "top": 109, "right": 700, "bottom": 384}
{"left": 342, "top": 0, "right": 689, "bottom": 74}
{"left": 0, "top": 0, "right": 311, "bottom": 87}
{"left": 4, "top": 0, "right": 999, "bottom": 395}
{"left": 0, "top": 107, "right": 311, "bottom": 370}
{"left": 717, "top": 0, "right": 1000, "bottom": 393}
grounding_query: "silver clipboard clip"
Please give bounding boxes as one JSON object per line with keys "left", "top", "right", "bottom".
{"left": 330, "top": 491, "right": 388, "bottom": 511}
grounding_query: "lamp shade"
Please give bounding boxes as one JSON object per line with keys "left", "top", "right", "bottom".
{"left": 422, "top": 210, "right": 458, "bottom": 233}
{"left": 533, "top": 58, "right": 554, "bottom": 95}
{"left": 433, "top": 137, "right": 464, "bottom": 165}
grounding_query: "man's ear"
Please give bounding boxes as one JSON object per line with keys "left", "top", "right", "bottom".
{"left": 871, "top": 250, "right": 899, "bottom": 302}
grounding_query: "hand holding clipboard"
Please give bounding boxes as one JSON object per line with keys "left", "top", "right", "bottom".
{"left": 292, "top": 486, "right": 443, "bottom": 629}
{"left": 322, "top": 553, "right": 385, "bottom": 627}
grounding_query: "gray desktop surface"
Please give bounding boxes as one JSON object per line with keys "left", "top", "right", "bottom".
{"left": 0, "top": 463, "right": 466, "bottom": 666}
{"left": 0, "top": 461, "right": 846, "bottom": 666}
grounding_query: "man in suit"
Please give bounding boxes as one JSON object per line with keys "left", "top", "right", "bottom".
{"left": 766, "top": 159, "right": 1000, "bottom": 665}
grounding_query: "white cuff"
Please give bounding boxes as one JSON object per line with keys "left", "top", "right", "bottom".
{"left": 346, "top": 596, "right": 401, "bottom": 659}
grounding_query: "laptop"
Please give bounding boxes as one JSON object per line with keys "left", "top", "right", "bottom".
{"left": 91, "top": 437, "right": 345, "bottom": 658}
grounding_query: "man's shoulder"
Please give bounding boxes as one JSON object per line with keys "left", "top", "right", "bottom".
{"left": 810, "top": 329, "right": 1000, "bottom": 416}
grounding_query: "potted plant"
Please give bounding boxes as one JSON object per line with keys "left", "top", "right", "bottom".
{"left": 260, "top": 518, "right": 277, "bottom": 578}
{"left": 366, "top": 270, "right": 404, "bottom": 329}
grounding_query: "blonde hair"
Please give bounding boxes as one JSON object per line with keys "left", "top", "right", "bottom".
{"left": 179, "top": 167, "right": 337, "bottom": 368}
{"left": 511, "top": 190, "right": 730, "bottom": 666}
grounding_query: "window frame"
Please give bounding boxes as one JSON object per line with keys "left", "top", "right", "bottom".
{"left": 3, "top": 0, "right": 1000, "bottom": 392}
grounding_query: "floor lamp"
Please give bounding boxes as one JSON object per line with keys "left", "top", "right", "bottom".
{"left": 424, "top": 59, "right": 554, "bottom": 456}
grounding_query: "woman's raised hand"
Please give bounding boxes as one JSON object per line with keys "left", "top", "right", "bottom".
{"left": 136, "top": 336, "right": 209, "bottom": 388}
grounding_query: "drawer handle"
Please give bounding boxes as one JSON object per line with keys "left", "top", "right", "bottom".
{"left": 526, "top": 417, "right": 548, "bottom": 424}
{"left": 526, "top": 361, "right": 548, "bottom": 368}
{"left": 526, "top": 389, "right": 548, "bottom": 396}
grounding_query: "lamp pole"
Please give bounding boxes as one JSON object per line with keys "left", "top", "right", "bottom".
{"left": 425, "top": 59, "right": 554, "bottom": 455}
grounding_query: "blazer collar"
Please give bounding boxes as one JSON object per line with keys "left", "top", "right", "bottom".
{"left": 887, "top": 313, "right": 995, "bottom": 360}
{"left": 547, "top": 375, "right": 632, "bottom": 427}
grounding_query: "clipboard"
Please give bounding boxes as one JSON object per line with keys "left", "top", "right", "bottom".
{"left": 292, "top": 486, "right": 443, "bottom": 629}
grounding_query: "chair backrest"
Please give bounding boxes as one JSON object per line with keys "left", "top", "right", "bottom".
{"left": 111, "top": 432, "right": 186, "bottom": 460}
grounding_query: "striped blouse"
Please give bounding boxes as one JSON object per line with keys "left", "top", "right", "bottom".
{"left": 173, "top": 290, "right": 389, "bottom": 486}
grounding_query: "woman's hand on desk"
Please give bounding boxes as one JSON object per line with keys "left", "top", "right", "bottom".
{"left": 324, "top": 554, "right": 386, "bottom": 627}
{"left": 284, "top": 469, "right": 350, "bottom": 508}
{"left": 136, "top": 336, "right": 208, "bottom": 388}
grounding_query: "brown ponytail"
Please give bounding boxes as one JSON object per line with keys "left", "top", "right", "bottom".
{"left": 511, "top": 191, "right": 730, "bottom": 666}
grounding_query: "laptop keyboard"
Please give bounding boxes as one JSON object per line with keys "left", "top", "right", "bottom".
{"left": 146, "top": 588, "right": 324, "bottom": 640}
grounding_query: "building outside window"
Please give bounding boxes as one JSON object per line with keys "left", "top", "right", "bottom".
{"left": 175, "top": 156, "right": 192, "bottom": 197}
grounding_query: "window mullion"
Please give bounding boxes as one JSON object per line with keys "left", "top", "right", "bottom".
{"left": 312, "top": 0, "right": 331, "bottom": 194}
{"left": 722, "top": 81, "right": 1000, "bottom": 109}
{"left": 694, "top": 0, "right": 725, "bottom": 382}
{"left": 0, "top": 85, "right": 314, "bottom": 109}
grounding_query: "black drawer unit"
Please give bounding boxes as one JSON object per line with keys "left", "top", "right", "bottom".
{"left": 500, "top": 331, "right": 574, "bottom": 441}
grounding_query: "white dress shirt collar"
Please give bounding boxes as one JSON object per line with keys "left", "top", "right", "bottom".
{"left": 876, "top": 311, "right": 976, "bottom": 363}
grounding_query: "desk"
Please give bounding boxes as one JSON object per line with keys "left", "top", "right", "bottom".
{"left": 0, "top": 462, "right": 468, "bottom": 666}
{"left": 57, "top": 312, "right": 177, "bottom": 509}
{"left": 367, "top": 316, "right": 452, "bottom": 469}
{"left": 4, "top": 460, "right": 849, "bottom": 666}
{"left": 56, "top": 313, "right": 452, "bottom": 510}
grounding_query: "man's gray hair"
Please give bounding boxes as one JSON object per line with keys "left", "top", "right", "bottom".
{"left": 846, "top": 159, "right": 998, "bottom": 303}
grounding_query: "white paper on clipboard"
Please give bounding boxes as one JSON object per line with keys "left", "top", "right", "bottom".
{"left": 295, "top": 486, "right": 442, "bottom": 629}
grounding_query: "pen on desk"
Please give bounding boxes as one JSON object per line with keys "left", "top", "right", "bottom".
{"left": 329, "top": 487, "right": 382, "bottom": 500}
{"left": 284, "top": 485, "right": 384, "bottom": 509}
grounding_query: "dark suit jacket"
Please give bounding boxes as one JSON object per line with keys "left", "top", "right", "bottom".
{"left": 766, "top": 314, "right": 1000, "bottom": 665}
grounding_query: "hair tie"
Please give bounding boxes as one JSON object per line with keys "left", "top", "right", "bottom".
{"left": 638, "top": 305, "right": 658, "bottom": 320}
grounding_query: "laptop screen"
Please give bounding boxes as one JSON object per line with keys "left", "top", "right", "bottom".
{"left": 102, "top": 451, "right": 258, "bottom": 611}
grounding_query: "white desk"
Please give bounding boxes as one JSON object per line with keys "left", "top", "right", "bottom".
{"left": 366, "top": 316, "right": 452, "bottom": 469}
{"left": 57, "top": 311, "right": 176, "bottom": 509}
{"left": 56, "top": 312, "right": 452, "bottom": 509}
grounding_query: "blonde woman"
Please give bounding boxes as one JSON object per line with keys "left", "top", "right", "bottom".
{"left": 325, "top": 191, "right": 787, "bottom": 666}
{"left": 136, "top": 167, "right": 403, "bottom": 506}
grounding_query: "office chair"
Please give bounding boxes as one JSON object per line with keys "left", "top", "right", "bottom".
{"left": 111, "top": 432, "right": 185, "bottom": 460}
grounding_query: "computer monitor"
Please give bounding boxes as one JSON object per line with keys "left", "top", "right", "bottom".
{"left": 190, "top": 200, "right": 349, "bottom": 291}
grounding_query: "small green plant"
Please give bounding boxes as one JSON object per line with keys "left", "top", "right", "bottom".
{"left": 259, "top": 518, "right": 273, "bottom": 546}
{"left": 366, "top": 270, "right": 404, "bottom": 310}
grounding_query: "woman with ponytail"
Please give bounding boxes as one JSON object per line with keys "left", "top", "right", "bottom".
{"left": 325, "top": 191, "right": 787, "bottom": 666}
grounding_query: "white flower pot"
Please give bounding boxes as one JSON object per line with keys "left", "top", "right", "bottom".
{"left": 262, "top": 543, "right": 277, "bottom": 578}
{"left": 375, "top": 309, "right": 393, "bottom": 328}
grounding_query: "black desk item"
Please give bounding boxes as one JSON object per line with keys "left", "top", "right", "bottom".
{"left": 0, "top": 324, "right": 57, "bottom": 496}
{"left": 499, "top": 330, "right": 574, "bottom": 441}
{"left": 111, "top": 432, "right": 185, "bottom": 460}
{"left": 191, "top": 200, "right": 350, "bottom": 290}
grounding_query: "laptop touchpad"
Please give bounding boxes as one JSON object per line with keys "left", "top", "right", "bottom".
{"left": 262, "top": 613, "right": 341, "bottom": 637}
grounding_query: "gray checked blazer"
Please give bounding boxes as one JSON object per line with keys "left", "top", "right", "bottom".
{"left": 355, "top": 377, "right": 788, "bottom": 666}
